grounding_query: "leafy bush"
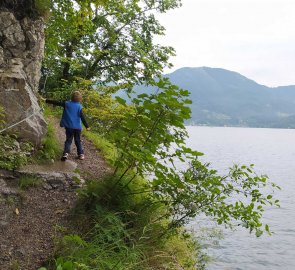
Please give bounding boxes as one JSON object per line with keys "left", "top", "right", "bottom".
{"left": 95, "top": 78, "right": 280, "bottom": 237}
{"left": 155, "top": 160, "right": 280, "bottom": 236}
{"left": 44, "top": 78, "right": 132, "bottom": 136}
{"left": 0, "top": 134, "right": 33, "bottom": 170}
{"left": 83, "top": 89, "right": 133, "bottom": 136}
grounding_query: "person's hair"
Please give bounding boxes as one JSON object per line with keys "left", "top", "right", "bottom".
{"left": 71, "top": 91, "right": 82, "bottom": 102}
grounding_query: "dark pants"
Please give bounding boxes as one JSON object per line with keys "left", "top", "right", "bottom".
{"left": 64, "top": 128, "right": 84, "bottom": 155}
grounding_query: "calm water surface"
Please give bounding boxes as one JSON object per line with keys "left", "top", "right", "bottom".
{"left": 185, "top": 126, "right": 295, "bottom": 270}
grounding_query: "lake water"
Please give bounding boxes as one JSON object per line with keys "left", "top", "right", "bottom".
{"left": 185, "top": 126, "right": 295, "bottom": 270}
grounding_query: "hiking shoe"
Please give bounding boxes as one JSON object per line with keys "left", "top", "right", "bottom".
{"left": 78, "top": 154, "right": 85, "bottom": 160}
{"left": 61, "top": 153, "right": 69, "bottom": 161}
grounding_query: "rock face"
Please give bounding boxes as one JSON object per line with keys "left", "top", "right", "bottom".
{"left": 0, "top": 10, "right": 46, "bottom": 145}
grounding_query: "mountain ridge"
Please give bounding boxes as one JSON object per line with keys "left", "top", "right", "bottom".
{"left": 163, "top": 67, "right": 295, "bottom": 128}
{"left": 117, "top": 67, "right": 295, "bottom": 128}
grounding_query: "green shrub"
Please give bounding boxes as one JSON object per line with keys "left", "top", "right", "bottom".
{"left": 0, "top": 106, "right": 5, "bottom": 127}
{"left": 33, "top": 122, "right": 61, "bottom": 163}
{"left": 0, "top": 134, "right": 33, "bottom": 170}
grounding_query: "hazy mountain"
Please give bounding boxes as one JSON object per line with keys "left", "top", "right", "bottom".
{"left": 160, "top": 67, "right": 295, "bottom": 127}
{"left": 166, "top": 67, "right": 295, "bottom": 127}
{"left": 117, "top": 67, "right": 295, "bottom": 128}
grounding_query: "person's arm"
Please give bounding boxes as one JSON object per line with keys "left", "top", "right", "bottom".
{"left": 80, "top": 109, "right": 89, "bottom": 129}
{"left": 45, "top": 99, "right": 66, "bottom": 108}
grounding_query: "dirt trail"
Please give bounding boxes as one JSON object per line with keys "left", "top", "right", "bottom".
{"left": 0, "top": 118, "right": 112, "bottom": 269}
{"left": 51, "top": 117, "right": 111, "bottom": 180}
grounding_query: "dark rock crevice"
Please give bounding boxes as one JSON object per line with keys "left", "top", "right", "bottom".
{"left": 0, "top": 0, "right": 42, "bottom": 20}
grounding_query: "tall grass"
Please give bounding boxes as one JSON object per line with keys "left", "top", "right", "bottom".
{"left": 33, "top": 122, "right": 61, "bottom": 163}
{"left": 47, "top": 175, "right": 204, "bottom": 270}
{"left": 83, "top": 131, "right": 117, "bottom": 165}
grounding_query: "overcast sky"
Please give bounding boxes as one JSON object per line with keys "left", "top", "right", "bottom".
{"left": 156, "top": 0, "right": 295, "bottom": 87}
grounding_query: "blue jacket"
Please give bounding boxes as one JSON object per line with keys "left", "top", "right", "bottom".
{"left": 45, "top": 99, "right": 89, "bottom": 129}
{"left": 60, "top": 101, "right": 83, "bottom": 129}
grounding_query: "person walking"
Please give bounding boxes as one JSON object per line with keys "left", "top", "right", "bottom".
{"left": 43, "top": 91, "right": 90, "bottom": 161}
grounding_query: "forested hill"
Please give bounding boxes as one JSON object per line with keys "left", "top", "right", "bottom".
{"left": 168, "top": 67, "right": 295, "bottom": 128}
{"left": 131, "top": 67, "right": 295, "bottom": 128}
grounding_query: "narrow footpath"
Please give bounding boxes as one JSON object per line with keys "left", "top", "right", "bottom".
{"left": 0, "top": 118, "right": 111, "bottom": 269}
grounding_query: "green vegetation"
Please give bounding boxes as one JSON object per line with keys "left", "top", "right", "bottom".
{"left": 0, "top": 134, "right": 32, "bottom": 170}
{"left": 18, "top": 175, "right": 42, "bottom": 190}
{"left": 43, "top": 76, "right": 279, "bottom": 267}
{"left": 33, "top": 122, "right": 62, "bottom": 163}
{"left": 42, "top": 0, "right": 180, "bottom": 90}
{"left": 9, "top": 259, "right": 21, "bottom": 270}
{"left": 5, "top": 196, "right": 16, "bottom": 207}
{"left": 0, "top": 106, "right": 60, "bottom": 169}
{"left": 47, "top": 177, "right": 203, "bottom": 270}
{"left": 0, "top": 107, "right": 33, "bottom": 170}
{"left": 82, "top": 131, "right": 117, "bottom": 165}
{"left": 37, "top": 1, "right": 281, "bottom": 269}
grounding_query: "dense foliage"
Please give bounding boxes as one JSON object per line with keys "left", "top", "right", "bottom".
{"left": 42, "top": 0, "right": 180, "bottom": 90}
{"left": 38, "top": 1, "right": 281, "bottom": 269}
{"left": 95, "top": 78, "right": 280, "bottom": 237}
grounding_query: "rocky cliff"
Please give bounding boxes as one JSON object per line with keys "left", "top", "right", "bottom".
{"left": 0, "top": 10, "right": 46, "bottom": 144}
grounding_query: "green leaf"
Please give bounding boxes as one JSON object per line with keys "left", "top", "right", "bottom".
{"left": 265, "top": 224, "right": 271, "bottom": 235}
{"left": 255, "top": 229, "right": 263, "bottom": 237}
{"left": 62, "top": 261, "right": 74, "bottom": 270}
{"left": 115, "top": 96, "right": 127, "bottom": 105}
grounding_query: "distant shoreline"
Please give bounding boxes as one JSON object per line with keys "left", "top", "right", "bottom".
{"left": 185, "top": 124, "right": 295, "bottom": 130}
